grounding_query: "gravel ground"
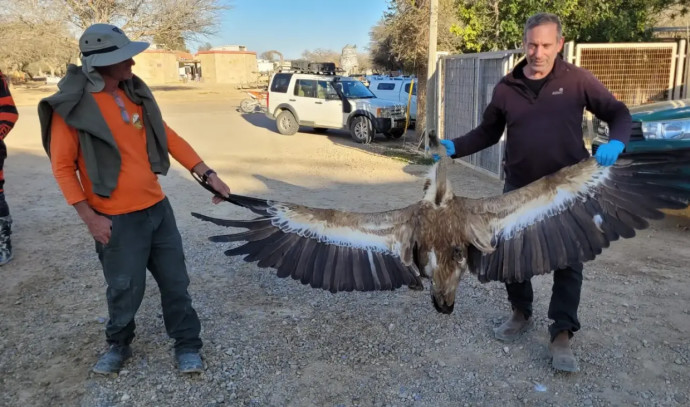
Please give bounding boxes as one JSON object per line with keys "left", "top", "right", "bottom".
{"left": 1, "top": 86, "right": 689, "bottom": 407}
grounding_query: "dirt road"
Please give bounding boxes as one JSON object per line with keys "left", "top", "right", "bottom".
{"left": 1, "top": 84, "right": 688, "bottom": 407}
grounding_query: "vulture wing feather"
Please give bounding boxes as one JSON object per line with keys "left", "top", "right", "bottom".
{"left": 463, "top": 148, "right": 690, "bottom": 283}
{"left": 191, "top": 196, "right": 422, "bottom": 292}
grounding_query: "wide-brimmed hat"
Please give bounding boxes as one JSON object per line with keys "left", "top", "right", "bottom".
{"left": 79, "top": 24, "right": 149, "bottom": 67}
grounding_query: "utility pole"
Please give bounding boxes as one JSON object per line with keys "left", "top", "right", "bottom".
{"left": 425, "top": 0, "right": 438, "bottom": 152}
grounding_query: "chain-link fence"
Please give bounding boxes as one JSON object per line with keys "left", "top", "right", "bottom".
{"left": 575, "top": 43, "right": 679, "bottom": 105}
{"left": 571, "top": 42, "right": 685, "bottom": 145}
{"left": 438, "top": 51, "right": 522, "bottom": 178}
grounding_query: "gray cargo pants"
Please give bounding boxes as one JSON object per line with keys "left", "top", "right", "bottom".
{"left": 95, "top": 197, "right": 202, "bottom": 353}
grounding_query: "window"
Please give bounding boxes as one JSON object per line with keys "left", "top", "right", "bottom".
{"left": 294, "top": 79, "right": 317, "bottom": 98}
{"left": 271, "top": 73, "right": 292, "bottom": 93}
{"left": 317, "top": 80, "right": 338, "bottom": 99}
{"left": 376, "top": 83, "right": 396, "bottom": 90}
{"left": 404, "top": 82, "right": 417, "bottom": 96}
{"left": 339, "top": 80, "right": 375, "bottom": 98}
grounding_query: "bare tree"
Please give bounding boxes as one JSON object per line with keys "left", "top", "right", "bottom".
{"left": 357, "top": 52, "right": 373, "bottom": 73}
{"left": 0, "top": 1, "right": 77, "bottom": 77}
{"left": 300, "top": 48, "right": 341, "bottom": 65}
{"left": 197, "top": 42, "right": 214, "bottom": 51}
{"left": 1, "top": 0, "right": 229, "bottom": 76}
{"left": 260, "top": 50, "right": 284, "bottom": 63}
{"left": 61, "top": 0, "right": 230, "bottom": 42}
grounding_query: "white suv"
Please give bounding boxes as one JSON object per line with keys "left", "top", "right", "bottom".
{"left": 266, "top": 72, "right": 407, "bottom": 143}
{"left": 366, "top": 75, "right": 417, "bottom": 123}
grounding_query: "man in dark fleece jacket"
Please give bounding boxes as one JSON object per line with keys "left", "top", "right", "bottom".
{"left": 439, "top": 13, "right": 631, "bottom": 373}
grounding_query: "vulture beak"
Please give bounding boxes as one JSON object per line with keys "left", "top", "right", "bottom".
{"left": 431, "top": 294, "right": 455, "bottom": 314}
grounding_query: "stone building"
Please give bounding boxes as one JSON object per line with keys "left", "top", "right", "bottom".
{"left": 195, "top": 46, "right": 257, "bottom": 85}
{"left": 132, "top": 49, "right": 179, "bottom": 84}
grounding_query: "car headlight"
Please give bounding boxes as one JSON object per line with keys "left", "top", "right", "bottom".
{"left": 376, "top": 108, "right": 391, "bottom": 118}
{"left": 641, "top": 119, "right": 690, "bottom": 140}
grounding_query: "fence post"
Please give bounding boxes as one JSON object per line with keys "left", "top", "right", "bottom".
{"left": 685, "top": 41, "right": 690, "bottom": 99}
{"left": 564, "top": 40, "right": 576, "bottom": 64}
{"left": 425, "top": 0, "right": 438, "bottom": 152}
{"left": 437, "top": 56, "right": 445, "bottom": 140}
{"left": 674, "top": 39, "right": 686, "bottom": 100}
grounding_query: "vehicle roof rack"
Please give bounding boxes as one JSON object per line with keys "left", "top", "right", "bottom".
{"left": 278, "top": 60, "right": 337, "bottom": 75}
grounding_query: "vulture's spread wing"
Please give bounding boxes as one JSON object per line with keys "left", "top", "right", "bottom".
{"left": 464, "top": 148, "right": 690, "bottom": 283}
{"left": 192, "top": 195, "right": 424, "bottom": 292}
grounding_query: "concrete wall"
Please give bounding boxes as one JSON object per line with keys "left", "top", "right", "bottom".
{"left": 196, "top": 51, "right": 257, "bottom": 84}
{"left": 133, "top": 50, "right": 179, "bottom": 85}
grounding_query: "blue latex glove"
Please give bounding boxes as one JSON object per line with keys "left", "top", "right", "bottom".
{"left": 594, "top": 140, "right": 625, "bottom": 166}
{"left": 439, "top": 139, "right": 456, "bottom": 157}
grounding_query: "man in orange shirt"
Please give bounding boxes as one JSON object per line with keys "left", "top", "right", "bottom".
{"left": 0, "top": 70, "right": 18, "bottom": 265}
{"left": 38, "top": 24, "right": 231, "bottom": 375}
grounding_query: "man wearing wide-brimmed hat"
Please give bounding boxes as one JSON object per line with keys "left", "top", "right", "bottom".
{"left": 38, "top": 23, "right": 231, "bottom": 375}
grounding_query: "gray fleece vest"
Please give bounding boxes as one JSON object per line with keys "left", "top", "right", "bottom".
{"left": 38, "top": 64, "right": 170, "bottom": 198}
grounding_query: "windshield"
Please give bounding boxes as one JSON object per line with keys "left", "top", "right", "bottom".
{"left": 335, "top": 79, "right": 375, "bottom": 98}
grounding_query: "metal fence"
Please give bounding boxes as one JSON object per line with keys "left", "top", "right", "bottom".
{"left": 573, "top": 42, "right": 682, "bottom": 105}
{"left": 438, "top": 51, "right": 522, "bottom": 178}
{"left": 436, "top": 40, "right": 688, "bottom": 179}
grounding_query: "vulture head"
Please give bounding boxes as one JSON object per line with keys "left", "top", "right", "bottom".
{"left": 192, "top": 146, "right": 690, "bottom": 315}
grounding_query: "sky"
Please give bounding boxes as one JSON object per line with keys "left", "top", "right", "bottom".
{"left": 193, "top": 0, "right": 390, "bottom": 59}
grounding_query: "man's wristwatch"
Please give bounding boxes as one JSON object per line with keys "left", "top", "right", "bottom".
{"left": 201, "top": 169, "right": 216, "bottom": 182}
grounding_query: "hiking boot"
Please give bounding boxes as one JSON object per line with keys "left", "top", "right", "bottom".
{"left": 176, "top": 351, "right": 203, "bottom": 374}
{"left": 0, "top": 216, "right": 12, "bottom": 266}
{"left": 92, "top": 344, "right": 132, "bottom": 375}
{"left": 549, "top": 331, "right": 579, "bottom": 372}
{"left": 494, "top": 309, "right": 532, "bottom": 342}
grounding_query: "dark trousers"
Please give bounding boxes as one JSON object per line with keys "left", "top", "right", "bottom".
{"left": 95, "top": 197, "right": 202, "bottom": 353}
{"left": 503, "top": 183, "right": 583, "bottom": 341}
{"left": 0, "top": 149, "right": 9, "bottom": 217}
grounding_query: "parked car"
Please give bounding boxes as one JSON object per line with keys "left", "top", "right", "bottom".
{"left": 366, "top": 75, "right": 417, "bottom": 123}
{"left": 592, "top": 99, "right": 690, "bottom": 154}
{"left": 266, "top": 70, "right": 407, "bottom": 143}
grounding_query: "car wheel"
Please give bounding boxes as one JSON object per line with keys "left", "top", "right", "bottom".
{"left": 350, "top": 116, "right": 373, "bottom": 144}
{"left": 313, "top": 127, "right": 328, "bottom": 133}
{"left": 276, "top": 110, "right": 299, "bottom": 135}
{"left": 384, "top": 129, "right": 405, "bottom": 139}
{"left": 240, "top": 99, "right": 256, "bottom": 113}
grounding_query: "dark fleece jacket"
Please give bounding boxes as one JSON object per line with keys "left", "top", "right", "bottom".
{"left": 451, "top": 57, "right": 631, "bottom": 188}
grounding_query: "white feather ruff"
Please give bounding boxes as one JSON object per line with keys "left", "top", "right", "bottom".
{"left": 499, "top": 167, "right": 610, "bottom": 239}
{"left": 270, "top": 209, "right": 398, "bottom": 255}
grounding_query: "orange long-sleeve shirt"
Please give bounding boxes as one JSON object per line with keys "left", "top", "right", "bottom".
{"left": 50, "top": 89, "right": 202, "bottom": 215}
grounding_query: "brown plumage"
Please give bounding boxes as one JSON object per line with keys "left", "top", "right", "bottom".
{"left": 192, "top": 147, "right": 690, "bottom": 314}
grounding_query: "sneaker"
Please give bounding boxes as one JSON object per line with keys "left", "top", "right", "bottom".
{"left": 92, "top": 344, "right": 132, "bottom": 375}
{"left": 176, "top": 351, "right": 203, "bottom": 374}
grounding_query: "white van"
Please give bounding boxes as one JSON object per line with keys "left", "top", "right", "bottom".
{"left": 366, "top": 75, "right": 417, "bottom": 122}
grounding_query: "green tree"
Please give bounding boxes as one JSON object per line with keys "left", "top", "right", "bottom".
{"left": 453, "top": 0, "right": 690, "bottom": 52}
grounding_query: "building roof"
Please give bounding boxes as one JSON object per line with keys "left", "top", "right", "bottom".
{"left": 196, "top": 50, "right": 257, "bottom": 56}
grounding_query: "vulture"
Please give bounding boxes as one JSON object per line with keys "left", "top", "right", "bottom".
{"left": 192, "top": 142, "right": 690, "bottom": 314}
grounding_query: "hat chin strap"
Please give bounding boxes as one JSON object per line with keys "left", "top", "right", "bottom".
{"left": 81, "top": 56, "right": 106, "bottom": 93}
